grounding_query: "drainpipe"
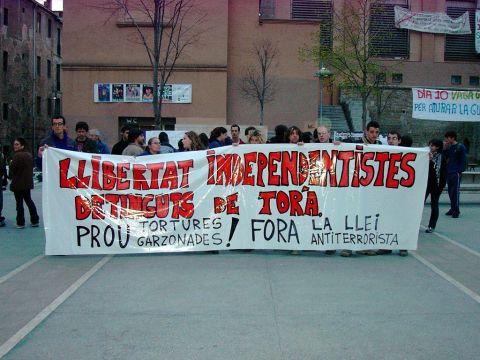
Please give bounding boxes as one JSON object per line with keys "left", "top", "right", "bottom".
{"left": 32, "top": 3, "right": 38, "bottom": 154}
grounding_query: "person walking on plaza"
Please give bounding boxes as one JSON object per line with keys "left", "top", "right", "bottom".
{"left": 444, "top": 130, "right": 467, "bottom": 218}
{"left": 0, "top": 149, "right": 6, "bottom": 227}
{"left": 9, "top": 138, "right": 39, "bottom": 229}
{"left": 122, "top": 129, "right": 145, "bottom": 156}
{"left": 425, "top": 139, "right": 447, "bottom": 233}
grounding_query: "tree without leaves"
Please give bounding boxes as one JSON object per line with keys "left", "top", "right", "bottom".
{"left": 99, "top": 0, "right": 205, "bottom": 129}
{"left": 299, "top": 0, "right": 403, "bottom": 130}
{"left": 239, "top": 39, "right": 279, "bottom": 126}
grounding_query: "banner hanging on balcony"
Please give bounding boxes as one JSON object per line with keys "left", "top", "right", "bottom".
{"left": 412, "top": 88, "right": 480, "bottom": 122}
{"left": 43, "top": 146, "right": 428, "bottom": 255}
{"left": 395, "top": 6, "right": 471, "bottom": 35}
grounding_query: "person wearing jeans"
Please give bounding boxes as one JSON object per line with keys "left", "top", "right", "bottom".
{"left": 9, "top": 138, "right": 39, "bottom": 228}
{"left": 444, "top": 131, "right": 467, "bottom": 218}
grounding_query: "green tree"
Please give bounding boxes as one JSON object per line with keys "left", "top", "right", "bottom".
{"left": 300, "top": 0, "right": 402, "bottom": 129}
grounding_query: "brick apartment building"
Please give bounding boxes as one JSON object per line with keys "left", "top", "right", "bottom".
{"left": 0, "top": 0, "right": 62, "bottom": 154}
{"left": 62, "top": 0, "right": 479, "bottom": 158}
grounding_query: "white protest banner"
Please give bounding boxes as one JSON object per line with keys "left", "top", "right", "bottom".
{"left": 43, "top": 145, "right": 428, "bottom": 255}
{"left": 412, "top": 88, "right": 480, "bottom": 122}
{"left": 395, "top": 6, "right": 471, "bottom": 35}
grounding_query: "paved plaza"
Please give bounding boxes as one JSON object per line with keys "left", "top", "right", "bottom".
{"left": 0, "top": 185, "right": 479, "bottom": 360}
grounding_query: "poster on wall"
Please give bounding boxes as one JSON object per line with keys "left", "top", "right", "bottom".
{"left": 112, "top": 84, "right": 125, "bottom": 102}
{"left": 412, "top": 88, "right": 480, "bottom": 122}
{"left": 126, "top": 84, "right": 142, "bottom": 102}
{"left": 142, "top": 85, "right": 154, "bottom": 102}
{"left": 43, "top": 145, "right": 429, "bottom": 255}
{"left": 94, "top": 84, "right": 111, "bottom": 102}
{"left": 94, "top": 83, "right": 192, "bottom": 103}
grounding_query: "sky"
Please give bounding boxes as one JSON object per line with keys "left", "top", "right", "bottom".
{"left": 36, "top": 0, "right": 63, "bottom": 11}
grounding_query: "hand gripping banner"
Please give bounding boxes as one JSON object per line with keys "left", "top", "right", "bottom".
{"left": 43, "top": 145, "right": 428, "bottom": 255}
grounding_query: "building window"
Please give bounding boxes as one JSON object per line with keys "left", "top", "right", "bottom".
{"left": 37, "top": 13, "right": 41, "bottom": 33}
{"left": 36, "top": 56, "right": 41, "bottom": 76}
{"left": 36, "top": 96, "right": 41, "bottom": 115}
{"left": 2, "top": 103, "right": 8, "bottom": 121}
{"left": 291, "top": 0, "right": 330, "bottom": 20}
{"left": 392, "top": 73, "right": 403, "bottom": 84}
{"left": 375, "top": 73, "right": 386, "bottom": 84}
{"left": 48, "top": 19, "right": 52, "bottom": 38}
{"left": 445, "top": 7, "right": 480, "bottom": 61}
{"left": 2, "top": 51, "right": 7, "bottom": 72}
{"left": 259, "top": 0, "right": 275, "bottom": 19}
{"left": 3, "top": 8, "right": 8, "bottom": 26}
{"left": 57, "top": 28, "right": 61, "bottom": 55}
{"left": 291, "top": 0, "right": 332, "bottom": 49}
{"left": 47, "top": 59, "right": 51, "bottom": 78}
{"left": 47, "top": 98, "right": 53, "bottom": 117}
{"left": 469, "top": 76, "right": 479, "bottom": 86}
{"left": 451, "top": 75, "right": 462, "bottom": 85}
{"left": 56, "top": 64, "right": 61, "bottom": 90}
{"left": 369, "top": 2, "right": 409, "bottom": 59}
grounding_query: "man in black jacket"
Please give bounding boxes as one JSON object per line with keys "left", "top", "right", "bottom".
{"left": 111, "top": 125, "right": 131, "bottom": 155}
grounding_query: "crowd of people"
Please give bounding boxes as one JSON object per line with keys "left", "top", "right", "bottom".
{"left": 0, "top": 116, "right": 468, "bottom": 258}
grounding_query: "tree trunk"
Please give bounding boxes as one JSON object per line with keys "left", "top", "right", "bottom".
{"left": 260, "top": 101, "right": 264, "bottom": 126}
{"left": 361, "top": 95, "right": 368, "bottom": 130}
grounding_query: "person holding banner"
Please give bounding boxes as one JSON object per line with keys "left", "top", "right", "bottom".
{"left": 141, "top": 137, "right": 161, "bottom": 156}
{"left": 248, "top": 130, "right": 265, "bottom": 144}
{"left": 9, "top": 138, "right": 39, "bottom": 229}
{"left": 425, "top": 139, "right": 447, "bottom": 233}
{"left": 444, "top": 131, "right": 467, "bottom": 218}
{"left": 111, "top": 126, "right": 130, "bottom": 155}
{"left": 122, "top": 129, "right": 145, "bottom": 156}
{"left": 74, "top": 122, "right": 99, "bottom": 154}
{"left": 209, "top": 127, "right": 228, "bottom": 149}
{"left": 287, "top": 126, "right": 304, "bottom": 255}
{"left": 341, "top": 121, "right": 382, "bottom": 257}
{"left": 182, "top": 131, "right": 206, "bottom": 151}
{"left": 37, "top": 116, "right": 76, "bottom": 168}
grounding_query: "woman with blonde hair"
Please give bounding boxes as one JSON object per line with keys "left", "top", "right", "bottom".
{"left": 248, "top": 130, "right": 265, "bottom": 144}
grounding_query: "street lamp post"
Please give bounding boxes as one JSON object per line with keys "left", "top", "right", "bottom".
{"left": 314, "top": 64, "right": 332, "bottom": 125}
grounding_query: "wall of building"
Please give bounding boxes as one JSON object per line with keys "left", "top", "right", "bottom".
{"left": 62, "top": 0, "right": 229, "bottom": 145}
{"left": 60, "top": 0, "right": 480, "bottom": 157}
{"left": 0, "top": 0, "right": 62, "bottom": 152}
{"left": 227, "top": 0, "right": 321, "bottom": 132}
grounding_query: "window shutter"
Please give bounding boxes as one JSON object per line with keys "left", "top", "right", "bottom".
{"left": 445, "top": 7, "right": 480, "bottom": 62}
{"left": 369, "top": 4, "right": 409, "bottom": 59}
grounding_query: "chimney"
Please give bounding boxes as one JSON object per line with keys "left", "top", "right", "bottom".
{"left": 45, "top": 0, "right": 52, "bottom": 10}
